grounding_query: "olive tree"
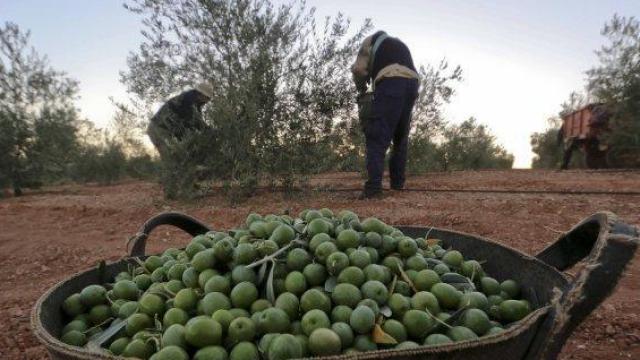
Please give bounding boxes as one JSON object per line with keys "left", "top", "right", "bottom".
{"left": 530, "top": 118, "right": 563, "bottom": 169}
{"left": 406, "top": 60, "right": 464, "bottom": 173}
{"left": 0, "top": 22, "right": 80, "bottom": 195}
{"left": 587, "top": 15, "right": 640, "bottom": 167}
{"left": 409, "top": 118, "right": 513, "bottom": 172}
{"left": 413, "top": 60, "right": 463, "bottom": 137}
{"left": 122, "top": 0, "right": 372, "bottom": 197}
{"left": 533, "top": 15, "right": 640, "bottom": 169}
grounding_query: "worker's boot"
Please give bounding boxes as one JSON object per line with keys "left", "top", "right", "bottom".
{"left": 358, "top": 185, "right": 383, "bottom": 200}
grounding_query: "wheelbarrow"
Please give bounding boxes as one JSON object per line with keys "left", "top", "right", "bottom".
{"left": 31, "top": 211, "right": 639, "bottom": 359}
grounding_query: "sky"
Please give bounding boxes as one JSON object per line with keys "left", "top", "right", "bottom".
{"left": 1, "top": 0, "right": 639, "bottom": 168}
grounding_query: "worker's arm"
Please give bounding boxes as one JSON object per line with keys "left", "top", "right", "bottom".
{"left": 351, "top": 35, "right": 373, "bottom": 94}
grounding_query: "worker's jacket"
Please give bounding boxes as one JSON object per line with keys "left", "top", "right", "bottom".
{"left": 351, "top": 33, "right": 419, "bottom": 92}
{"left": 149, "top": 90, "right": 208, "bottom": 141}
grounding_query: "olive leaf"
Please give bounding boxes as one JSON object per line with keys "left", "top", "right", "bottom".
{"left": 84, "top": 317, "right": 115, "bottom": 336}
{"left": 424, "top": 309, "right": 453, "bottom": 330}
{"left": 266, "top": 260, "right": 276, "bottom": 303}
{"left": 294, "top": 223, "right": 306, "bottom": 234}
{"left": 247, "top": 238, "right": 305, "bottom": 270}
{"left": 445, "top": 307, "right": 467, "bottom": 326}
{"left": 396, "top": 264, "right": 418, "bottom": 293}
{"left": 424, "top": 226, "right": 435, "bottom": 240}
{"left": 292, "top": 239, "right": 308, "bottom": 248}
{"left": 379, "top": 306, "right": 392, "bottom": 318}
{"left": 324, "top": 277, "right": 337, "bottom": 293}
{"left": 85, "top": 319, "right": 125, "bottom": 348}
{"left": 162, "top": 285, "right": 177, "bottom": 297}
{"left": 148, "top": 288, "right": 173, "bottom": 299}
{"left": 388, "top": 275, "right": 398, "bottom": 295}
{"left": 294, "top": 221, "right": 307, "bottom": 235}
{"left": 127, "top": 263, "right": 136, "bottom": 277}
{"left": 257, "top": 262, "right": 268, "bottom": 284}
{"left": 372, "top": 324, "right": 398, "bottom": 344}
{"left": 131, "top": 258, "right": 150, "bottom": 274}
{"left": 441, "top": 273, "right": 475, "bottom": 291}
{"left": 426, "top": 238, "right": 441, "bottom": 247}
{"left": 154, "top": 315, "right": 163, "bottom": 331}
{"left": 426, "top": 258, "right": 444, "bottom": 268}
{"left": 147, "top": 336, "right": 161, "bottom": 351}
{"left": 105, "top": 291, "right": 115, "bottom": 305}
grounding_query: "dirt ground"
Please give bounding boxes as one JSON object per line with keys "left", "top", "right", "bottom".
{"left": 1, "top": 169, "right": 638, "bottom": 359}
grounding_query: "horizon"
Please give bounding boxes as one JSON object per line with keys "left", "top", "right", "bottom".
{"left": 2, "top": 0, "right": 639, "bottom": 168}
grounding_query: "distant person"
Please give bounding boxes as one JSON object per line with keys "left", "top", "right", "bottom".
{"left": 352, "top": 31, "right": 419, "bottom": 199}
{"left": 147, "top": 83, "right": 213, "bottom": 198}
{"left": 557, "top": 126, "right": 577, "bottom": 170}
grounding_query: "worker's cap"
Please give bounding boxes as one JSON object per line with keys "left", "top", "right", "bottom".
{"left": 194, "top": 82, "right": 214, "bottom": 99}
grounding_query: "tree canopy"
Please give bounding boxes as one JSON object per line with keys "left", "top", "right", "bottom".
{"left": 532, "top": 15, "right": 640, "bottom": 169}
{"left": 0, "top": 22, "right": 80, "bottom": 193}
{"left": 122, "top": 0, "right": 477, "bottom": 197}
{"left": 587, "top": 15, "right": 640, "bottom": 167}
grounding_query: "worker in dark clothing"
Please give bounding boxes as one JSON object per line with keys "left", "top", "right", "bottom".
{"left": 148, "top": 83, "right": 213, "bottom": 160}
{"left": 352, "top": 31, "right": 419, "bottom": 199}
{"left": 147, "top": 83, "right": 213, "bottom": 198}
{"left": 560, "top": 137, "right": 578, "bottom": 170}
{"left": 556, "top": 126, "right": 576, "bottom": 170}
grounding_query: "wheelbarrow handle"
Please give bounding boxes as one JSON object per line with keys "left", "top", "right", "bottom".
{"left": 535, "top": 212, "right": 638, "bottom": 271}
{"left": 128, "top": 212, "right": 212, "bottom": 257}
{"left": 534, "top": 212, "right": 639, "bottom": 359}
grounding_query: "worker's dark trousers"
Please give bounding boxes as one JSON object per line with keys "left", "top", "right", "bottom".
{"left": 364, "top": 77, "right": 419, "bottom": 194}
{"left": 560, "top": 139, "right": 579, "bottom": 170}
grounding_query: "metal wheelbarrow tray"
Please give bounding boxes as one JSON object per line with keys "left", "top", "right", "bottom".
{"left": 32, "top": 211, "right": 639, "bottom": 359}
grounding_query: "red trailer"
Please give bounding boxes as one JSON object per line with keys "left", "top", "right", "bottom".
{"left": 562, "top": 103, "right": 609, "bottom": 140}
{"left": 560, "top": 104, "right": 610, "bottom": 169}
